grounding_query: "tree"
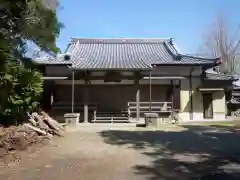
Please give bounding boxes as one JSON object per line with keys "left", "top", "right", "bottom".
{"left": 0, "top": 56, "right": 43, "bottom": 115}
{"left": 0, "top": 0, "right": 63, "bottom": 55}
{"left": 0, "top": 0, "right": 62, "bottom": 124}
{"left": 199, "top": 15, "right": 240, "bottom": 73}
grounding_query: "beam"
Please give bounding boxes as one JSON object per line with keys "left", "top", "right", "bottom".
{"left": 65, "top": 75, "right": 188, "bottom": 80}
{"left": 143, "top": 76, "right": 186, "bottom": 80}
{"left": 42, "top": 76, "right": 68, "bottom": 80}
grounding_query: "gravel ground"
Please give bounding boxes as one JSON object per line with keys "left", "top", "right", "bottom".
{"left": 0, "top": 125, "right": 240, "bottom": 180}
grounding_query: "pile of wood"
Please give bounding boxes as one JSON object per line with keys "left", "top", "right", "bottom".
{"left": 0, "top": 111, "right": 65, "bottom": 162}
{"left": 27, "top": 111, "right": 65, "bottom": 138}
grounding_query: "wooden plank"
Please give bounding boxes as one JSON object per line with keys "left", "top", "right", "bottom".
{"left": 128, "top": 106, "right": 171, "bottom": 109}
{"left": 128, "top": 101, "right": 172, "bottom": 105}
{"left": 52, "top": 104, "right": 97, "bottom": 110}
{"left": 53, "top": 101, "right": 98, "bottom": 106}
{"left": 95, "top": 116, "right": 129, "bottom": 119}
{"left": 131, "top": 110, "right": 172, "bottom": 113}
{"left": 93, "top": 119, "right": 130, "bottom": 122}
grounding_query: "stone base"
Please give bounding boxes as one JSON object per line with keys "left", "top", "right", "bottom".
{"left": 144, "top": 113, "right": 161, "bottom": 128}
{"left": 64, "top": 113, "right": 80, "bottom": 126}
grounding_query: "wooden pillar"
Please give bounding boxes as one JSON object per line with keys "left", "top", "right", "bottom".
{"left": 84, "top": 74, "right": 90, "bottom": 123}
{"left": 135, "top": 72, "right": 140, "bottom": 122}
{"left": 71, "top": 70, "right": 75, "bottom": 113}
{"left": 171, "top": 80, "right": 175, "bottom": 112}
{"left": 149, "top": 70, "right": 152, "bottom": 112}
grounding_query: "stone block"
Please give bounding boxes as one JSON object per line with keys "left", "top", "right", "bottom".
{"left": 144, "top": 113, "right": 161, "bottom": 128}
{"left": 64, "top": 113, "right": 80, "bottom": 126}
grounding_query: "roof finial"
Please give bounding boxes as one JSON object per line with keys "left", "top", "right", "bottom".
{"left": 169, "top": 38, "right": 174, "bottom": 45}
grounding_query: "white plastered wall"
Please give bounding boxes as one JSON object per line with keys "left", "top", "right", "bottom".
{"left": 179, "top": 78, "right": 226, "bottom": 121}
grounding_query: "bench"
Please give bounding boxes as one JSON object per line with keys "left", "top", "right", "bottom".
{"left": 128, "top": 101, "right": 172, "bottom": 119}
{"left": 52, "top": 101, "right": 97, "bottom": 112}
{"left": 92, "top": 111, "right": 130, "bottom": 123}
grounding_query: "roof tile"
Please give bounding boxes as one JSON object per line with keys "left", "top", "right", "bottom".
{"left": 33, "top": 38, "right": 220, "bottom": 69}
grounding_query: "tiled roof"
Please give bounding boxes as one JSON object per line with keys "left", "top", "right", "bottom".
{"left": 33, "top": 38, "right": 220, "bottom": 70}
{"left": 205, "top": 73, "right": 237, "bottom": 80}
{"left": 230, "top": 97, "right": 240, "bottom": 104}
{"left": 234, "top": 85, "right": 240, "bottom": 90}
{"left": 205, "top": 68, "right": 237, "bottom": 81}
{"left": 179, "top": 55, "right": 220, "bottom": 65}
{"left": 33, "top": 57, "right": 72, "bottom": 65}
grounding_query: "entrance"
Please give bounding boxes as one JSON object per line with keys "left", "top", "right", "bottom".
{"left": 202, "top": 93, "right": 213, "bottom": 119}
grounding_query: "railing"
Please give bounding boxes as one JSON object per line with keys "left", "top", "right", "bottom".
{"left": 127, "top": 101, "right": 172, "bottom": 119}
{"left": 52, "top": 101, "right": 97, "bottom": 111}
{"left": 92, "top": 111, "right": 129, "bottom": 123}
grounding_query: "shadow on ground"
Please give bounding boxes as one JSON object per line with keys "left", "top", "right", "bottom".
{"left": 99, "top": 125, "right": 240, "bottom": 180}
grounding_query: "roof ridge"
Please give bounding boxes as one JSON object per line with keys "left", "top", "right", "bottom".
{"left": 71, "top": 37, "right": 171, "bottom": 40}
{"left": 70, "top": 38, "right": 171, "bottom": 44}
{"left": 163, "top": 40, "right": 182, "bottom": 61}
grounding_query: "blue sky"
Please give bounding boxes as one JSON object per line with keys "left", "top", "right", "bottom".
{"left": 57, "top": 0, "right": 240, "bottom": 54}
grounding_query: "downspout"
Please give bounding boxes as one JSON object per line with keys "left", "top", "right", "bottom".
{"left": 189, "top": 67, "right": 194, "bottom": 120}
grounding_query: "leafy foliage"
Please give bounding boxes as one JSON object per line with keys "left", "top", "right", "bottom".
{"left": 0, "top": 57, "right": 43, "bottom": 115}
{"left": 0, "top": 0, "right": 62, "bottom": 54}
{"left": 0, "top": 0, "right": 62, "bottom": 124}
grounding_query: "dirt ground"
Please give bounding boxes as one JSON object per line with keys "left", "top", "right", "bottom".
{"left": 0, "top": 125, "right": 240, "bottom": 180}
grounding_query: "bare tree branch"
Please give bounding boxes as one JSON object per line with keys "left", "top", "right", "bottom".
{"left": 227, "top": 25, "right": 240, "bottom": 51}
{"left": 199, "top": 14, "right": 240, "bottom": 73}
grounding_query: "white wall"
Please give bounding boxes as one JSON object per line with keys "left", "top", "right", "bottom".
{"left": 179, "top": 78, "right": 226, "bottom": 121}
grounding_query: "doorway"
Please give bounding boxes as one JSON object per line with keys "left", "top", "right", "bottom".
{"left": 202, "top": 93, "right": 213, "bottom": 119}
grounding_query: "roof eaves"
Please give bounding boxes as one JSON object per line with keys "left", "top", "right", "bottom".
{"left": 152, "top": 62, "right": 218, "bottom": 67}
{"left": 205, "top": 72, "right": 238, "bottom": 81}
{"left": 182, "top": 54, "right": 220, "bottom": 60}
{"left": 183, "top": 55, "right": 221, "bottom": 66}
{"left": 35, "top": 62, "right": 72, "bottom": 65}
{"left": 67, "top": 67, "right": 152, "bottom": 71}
{"left": 31, "top": 57, "right": 72, "bottom": 66}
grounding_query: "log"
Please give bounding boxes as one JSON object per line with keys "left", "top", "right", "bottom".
{"left": 40, "top": 112, "right": 64, "bottom": 131}
{"left": 52, "top": 129, "right": 64, "bottom": 137}
{"left": 26, "top": 112, "right": 37, "bottom": 126}
{"left": 32, "top": 112, "right": 64, "bottom": 137}
{"left": 23, "top": 124, "right": 52, "bottom": 139}
{"left": 43, "top": 117, "right": 60, "bottom": 131}
{"left": 32, "top": 113, "right": 50, "bottom": 131}
{"left": 43, "top": 119, "right": 64, "bottom": 137}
